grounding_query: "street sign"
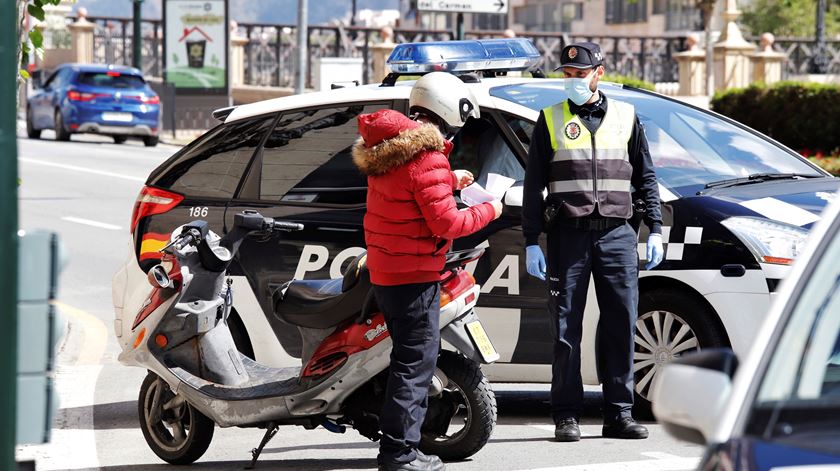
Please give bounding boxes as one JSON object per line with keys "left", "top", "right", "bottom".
{"left": 418, "top": 0, "right": 508, "bottom": 14}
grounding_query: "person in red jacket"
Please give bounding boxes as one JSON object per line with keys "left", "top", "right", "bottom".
{"left": 353, "top": 72, "right": 502, "bottom": 471}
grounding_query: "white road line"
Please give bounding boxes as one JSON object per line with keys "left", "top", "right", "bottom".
{"left": 61, "top": 216, "right": 122, "bottom": 231}
{"left": 20, "top": 157, "right": 146, "bottom": 182}
{"left": 515, "top": 456, "right": 700, "bottom": 471}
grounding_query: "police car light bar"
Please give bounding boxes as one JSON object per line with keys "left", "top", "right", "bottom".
{"left": 386, "top": 38, "right": 541, "bottom": 75}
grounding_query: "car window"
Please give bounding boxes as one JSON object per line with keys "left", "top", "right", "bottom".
{"left": 43, "top": 69, "right": 62, "bottom": 89}
{"left": 449, "top": 114, "right": 525, "bottom": 188}
{"left": 502, "top": 112, "right": 534, "bottom": 153}
{"left": 151, "top": 115, "right": 276, "bottom": 199}
{"left": 745, "top": 219, "right": 840, "bottom": 452}
{"left": 259, "top": 103, "right": 388, "bottom": 205}
{"left": 77, "top": 72, "right": 146, "bottom": 89}
{"left": 489, "top": 83, "right": 822, "bottom": 197}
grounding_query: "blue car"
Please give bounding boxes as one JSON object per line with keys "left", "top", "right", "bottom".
{"left": 27, "top": 63, "right": 161, "bottom": 147}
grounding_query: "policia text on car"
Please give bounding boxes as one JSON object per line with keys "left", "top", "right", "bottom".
{"left": 522, "top": 42, "right": 664, "bottom": 442}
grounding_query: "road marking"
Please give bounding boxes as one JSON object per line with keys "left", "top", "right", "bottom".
{"left": 20, "top": 157, "right": 146, "bottom": 182}
{"left": 61, "top": 216, "right": 122, "bottom": 231}
{"left": 515, "top": 455, "right": 700, "bottom": 471}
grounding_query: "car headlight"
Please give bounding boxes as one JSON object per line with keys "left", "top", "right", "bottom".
{"left": 721, "top": 216, "right": 809, "bottom": 265}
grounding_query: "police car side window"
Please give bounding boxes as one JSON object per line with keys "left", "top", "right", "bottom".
{"left": 449, "top": 114, "right": 526, "bottom": 188}
{"left": 152, "top": 115, "right": 276, "bottom": 199}
{"left": 259, "top": 103, "right": 386, "bottom": 205}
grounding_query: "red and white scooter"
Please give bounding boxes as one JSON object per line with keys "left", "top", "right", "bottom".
{"left": 116, "top": 210, "right": 499, "bottom": 467}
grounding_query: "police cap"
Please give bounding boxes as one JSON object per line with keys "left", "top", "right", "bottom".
{"left": 556, "top": 42, "right": 604, "bottom": 70}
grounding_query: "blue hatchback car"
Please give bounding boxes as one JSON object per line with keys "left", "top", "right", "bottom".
{"left": 27, "top": 63, "right": 161, "bottom": 147}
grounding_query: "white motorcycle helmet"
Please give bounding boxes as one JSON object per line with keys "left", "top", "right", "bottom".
{"left": 409, "top": 72, "right": 480, "bottom": 136}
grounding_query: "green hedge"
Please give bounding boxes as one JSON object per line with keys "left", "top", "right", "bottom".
{"left": 711, "top": 82, "right": 840, "bottom": 154}
{"left": 810, "top": 156, "right": 840, "bottom": 176}
{"left": 545, "top": 72, "right": 655, "bottom": 91}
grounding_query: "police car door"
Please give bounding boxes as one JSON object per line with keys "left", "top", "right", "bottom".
{"left": 224, "top": 101, "right": 394, "bottom": 366}
{"left": 448, "top": 109, "right": 555, "bottom": 381}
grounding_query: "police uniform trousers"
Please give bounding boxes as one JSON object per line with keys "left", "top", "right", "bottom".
{"left": 373, "top": 282, "right": 441, "bottom": 464}
{"left": 546, "top": 221, "right": 638, "bottom": 424}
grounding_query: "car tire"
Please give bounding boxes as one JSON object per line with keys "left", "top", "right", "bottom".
{"left": 143, "top": 136, "right": 159, "bottom": 147}
{"left": 138, "top": 372, "right": 214, "bottom": 465}
{"left": 26, "top": 109, "right": 41, "bottom": 139}
{"left": 420, "top": 351, "right": 497, "bottom": 461}
{"left": 54, "top": 110, "right": 71, "bottom": 142}
{"left": 113, "top": 136, "right": 128, "bottom": 144}
{"left": 632, "top": 289, "right": 728, "bottom": 418}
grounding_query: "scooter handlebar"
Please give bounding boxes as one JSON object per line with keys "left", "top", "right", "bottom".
{"left": 271, "top": 221, "right": 304, "bottom": 232}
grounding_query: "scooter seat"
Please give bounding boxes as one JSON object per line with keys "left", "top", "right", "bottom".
{"left": 275, "top": 271, "right": 370, "bottom": 330}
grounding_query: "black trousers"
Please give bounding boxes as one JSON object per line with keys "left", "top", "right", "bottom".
{"left": 373, "top": 282, "right": 441, "bottom": 464}
{"left": 546, "top": 222, "right": 639, "bottom": 423}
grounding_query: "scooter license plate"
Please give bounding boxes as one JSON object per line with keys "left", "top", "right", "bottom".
{"left": 465, "top": 320, "right": 500, "bottom": 363}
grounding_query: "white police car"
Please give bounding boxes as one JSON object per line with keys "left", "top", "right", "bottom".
{"left": 113, "top": 38, "right": 838, "bottom": 412}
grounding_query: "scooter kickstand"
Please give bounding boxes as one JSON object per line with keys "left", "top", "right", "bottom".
{"left": 245, "top": 422, "right": 279, "bottom": 469}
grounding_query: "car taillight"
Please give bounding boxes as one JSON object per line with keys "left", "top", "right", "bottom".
{"left": 440, "top": 269, "right": 475, "bottom": 306}
{"left": 67, "top": 90, "right": 110, "bottom": 102}
{"left": 142, "top": 95, "right": 160, "bottom": 105}
{"left": 130, "top": 186, "right": 184, "bottom": 233}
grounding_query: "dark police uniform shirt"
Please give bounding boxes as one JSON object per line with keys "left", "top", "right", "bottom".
{"left": 522, "top": 93, "right": 663, "bottom": 246}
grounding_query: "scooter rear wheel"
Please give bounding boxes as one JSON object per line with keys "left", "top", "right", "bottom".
{"left": 420, "top": 351, "right": 497, "bottom": 461}
{"left": 138, "top": 372, "right": 215, "bottom": 465}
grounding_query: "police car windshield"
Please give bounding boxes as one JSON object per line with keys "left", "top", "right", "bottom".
{"left": 490, "top": 82, "right": 823, "bottom": 196}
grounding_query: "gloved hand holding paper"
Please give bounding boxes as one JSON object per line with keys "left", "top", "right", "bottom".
{"left": 460, "top": 173, "right": 516, "bottom": 207}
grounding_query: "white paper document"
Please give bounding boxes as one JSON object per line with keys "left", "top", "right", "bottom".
{"left": 460, "top": 173, "right": 516, "bottom": 207}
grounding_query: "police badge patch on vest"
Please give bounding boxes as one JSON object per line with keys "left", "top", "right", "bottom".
{"left": 565, "top": 122, "right": 581, "bottom": 140}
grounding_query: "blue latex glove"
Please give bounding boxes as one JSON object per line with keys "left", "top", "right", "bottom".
{"left": 646, "top": 233, "right": 664, "bottom": 270}
{"left": 525, "top": 245, "right": 546, "bottom": 280}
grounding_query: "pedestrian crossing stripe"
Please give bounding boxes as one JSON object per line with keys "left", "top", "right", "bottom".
{"left": 637, "top": 226, "right": 703, "bottom": 262}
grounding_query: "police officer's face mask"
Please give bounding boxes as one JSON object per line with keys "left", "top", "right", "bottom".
{"left": 565, "top": 69, "right": 596, "bottom": 106}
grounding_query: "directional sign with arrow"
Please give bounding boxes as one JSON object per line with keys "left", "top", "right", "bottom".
{"left": 417, "top": 0, "right": 508, "bottom": 14}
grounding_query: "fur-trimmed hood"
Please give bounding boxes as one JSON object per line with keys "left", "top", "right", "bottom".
{"left": 352, "top": 109, "right": 446, "bottom": 176}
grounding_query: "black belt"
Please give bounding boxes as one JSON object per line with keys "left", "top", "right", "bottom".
{"left": 554, "top": 216, "right": 625, "bottom": 231}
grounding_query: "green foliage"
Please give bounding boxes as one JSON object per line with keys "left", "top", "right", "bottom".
{"left": 741, "top": 0, "right": 840, "bottom": 37}
{"left": 810, "top": 156, "right": 840, "bottom": 175}
{"left": 19, "top": 0, "right": 64, "bottom": 78}
{"left": 711, "top": 81, "right": 840, "bottom": 155}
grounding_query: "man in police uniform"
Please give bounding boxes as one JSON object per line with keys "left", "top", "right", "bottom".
{"left": 522, "top": 42, "right": 664, "bottom": 442}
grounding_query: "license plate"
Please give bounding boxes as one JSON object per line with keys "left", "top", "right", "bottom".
{"left": 102, "top": 112, "right": 133, "bottom": 122}
{"left": 465, "top": 321, "right": 500, "bottom": 363}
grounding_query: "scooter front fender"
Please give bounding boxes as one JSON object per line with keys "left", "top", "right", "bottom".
{"left": 441, "top": 309, "right": 500, "bottom": 365}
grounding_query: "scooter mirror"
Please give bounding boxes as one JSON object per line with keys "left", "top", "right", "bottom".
{"left": 148, "top": 264, "right": 171, "bottom": 288}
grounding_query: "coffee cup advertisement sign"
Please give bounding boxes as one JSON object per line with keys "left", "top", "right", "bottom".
{"left": 164, "top": 0, "right": 227, "bottom": 90}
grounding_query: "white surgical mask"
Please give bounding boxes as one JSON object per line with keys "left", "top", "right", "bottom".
{"left": 564, "top": 70, "right": 596, "bottom": 106}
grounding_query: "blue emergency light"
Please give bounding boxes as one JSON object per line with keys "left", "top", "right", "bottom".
{"left": 386, "top": 38, "right": 541, "bottom": 75}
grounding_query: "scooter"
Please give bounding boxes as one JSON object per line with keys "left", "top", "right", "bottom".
{"left": 118, "top": 210, "right": 500, "bottom": 467}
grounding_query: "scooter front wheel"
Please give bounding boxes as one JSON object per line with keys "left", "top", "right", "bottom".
{"left": 420, "top": 351, "right": 497, "bottom": 461}
{"left": 138, "top": 372, "right": 215, "bottom": 465}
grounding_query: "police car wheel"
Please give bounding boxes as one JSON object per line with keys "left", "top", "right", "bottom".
{"left": 419, "top": 351, "right": 497, "bottom": 461}
{"left": 633, "top": 289, "right": 728, "bottom": 417}
{"left": 138, "top": 372, "right": 215, "bottom": 465}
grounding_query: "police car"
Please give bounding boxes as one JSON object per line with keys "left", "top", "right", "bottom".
{"left": 112, "top": 38, "right": 839, "bottom": 412}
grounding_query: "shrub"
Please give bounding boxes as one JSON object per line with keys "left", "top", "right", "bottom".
{"left": 545, "top": 72, "right": 656, "bottom": 91}
{"left": 711, "top": 82, "right": 840, "bottom": 155}
{"left": 809, "top": 156, "right": 840, "bottom": 176}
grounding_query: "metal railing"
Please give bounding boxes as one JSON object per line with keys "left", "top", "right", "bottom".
{"left": 71, "top": 16, "right": 840, "bottom": 88}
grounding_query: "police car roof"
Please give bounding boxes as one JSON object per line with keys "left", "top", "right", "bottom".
{"left": 224, "top": 76, "right": 548, "bottom": 124}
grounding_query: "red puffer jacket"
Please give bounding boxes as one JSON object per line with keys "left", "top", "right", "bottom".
{"left": 352, "top": 109, "right": 496, "bottom": 286}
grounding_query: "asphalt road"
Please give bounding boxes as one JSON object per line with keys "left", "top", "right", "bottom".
{"left": 15, "top": 130, "right": 704, "bottom": 471}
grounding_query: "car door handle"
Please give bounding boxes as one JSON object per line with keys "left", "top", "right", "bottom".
{"left": 317, "top": 227, "right": 359, "bottom": 233}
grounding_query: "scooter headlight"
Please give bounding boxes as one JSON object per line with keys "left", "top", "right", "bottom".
{"left": 147, "top": 264, "right": 171, "bottom": 288}
{"left": 721, "top": 216, "right": 810, "bottom": 265}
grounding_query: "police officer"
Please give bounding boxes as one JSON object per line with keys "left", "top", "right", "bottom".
{"left": 522, "top": 42, "right": 664, "bottom": 442}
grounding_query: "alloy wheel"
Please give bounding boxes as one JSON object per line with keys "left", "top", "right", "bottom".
{"left": 633, "top": 310, "right": 700, "bottom": 401}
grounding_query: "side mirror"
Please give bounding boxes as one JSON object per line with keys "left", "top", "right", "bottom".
{"left": 651, "top": 349, "right": 738, "bottom": 445}
{"left": 502, "top": 185, "right": 523, "bottom": 218}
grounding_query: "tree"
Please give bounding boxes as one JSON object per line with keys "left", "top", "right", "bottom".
{"left": 16, "top": 0, "right": 63, "bottom": 85}
{"left": 741, "top": 0, "right": 840, "bottom": 37}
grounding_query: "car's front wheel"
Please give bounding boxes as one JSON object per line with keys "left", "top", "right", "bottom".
{"left": 633, "top": 289, "right": 728, "bottom": 417}
{"left": 26, "top": 108, "right": 41, "bottom": 139}
{"left": 54, "top": 110, "right": 71, "bottom": 142}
